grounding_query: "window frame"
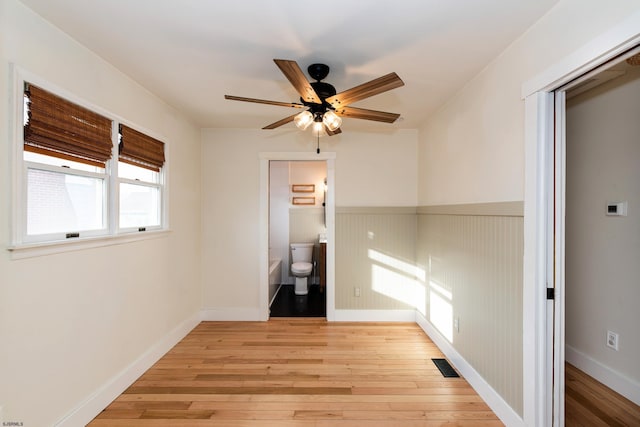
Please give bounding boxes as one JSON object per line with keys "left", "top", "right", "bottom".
{"left": 9, "top": 65, "right": 169, "bottom": 257}
{"left": 117, "top": 168, "right": 165, "bottom": 233}
{"left": 22, "top": 159, "right": 110, "bottom": 243}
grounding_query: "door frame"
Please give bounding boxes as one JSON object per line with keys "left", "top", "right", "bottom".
{"left": 522, "top": 13, "right": 640, "bottom": 426}
{"left": 259, "top": 152, "right": 336, "bottom": 321}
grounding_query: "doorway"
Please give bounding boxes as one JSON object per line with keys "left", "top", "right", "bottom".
{"left": 555, "top": 48, "right": 640, "bottom": 425}
{"left": 258, "top": 152, "right": 336, "bottom": 321}
{"left": 523, "top": 19, "right": 640, "bottom": 422}
{"left": 268, "top": 160, "right": 327, "bottom": 317}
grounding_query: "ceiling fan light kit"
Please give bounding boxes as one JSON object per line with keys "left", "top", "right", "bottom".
{"left": 225, "top": 59, "right": 405, "bottom": 150}
{"left": 321, "top": 110, "right": 342, "bottom": 132}
{"left": 294, "top": 110, "right": 314, "bottom": 130}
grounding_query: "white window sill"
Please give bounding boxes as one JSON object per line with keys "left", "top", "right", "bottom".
{"left": 7, "top": 229, "right": 171, "bottom": 260}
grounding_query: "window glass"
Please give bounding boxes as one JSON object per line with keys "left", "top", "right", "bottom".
{"left": 27, "top": 168, "right": 105, "bottom": 235}
{"left": 118, "top": 161, "right": 159, "bottom": 183}
{"left": 24, "top": 151, "right": 104, "bottom": 173}
{"left": 119, "top": 183, "right": 160, "bottom": 228}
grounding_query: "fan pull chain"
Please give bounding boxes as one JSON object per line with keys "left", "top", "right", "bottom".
{"left": 317, "top": 133, "right": 320, "bottom": 154}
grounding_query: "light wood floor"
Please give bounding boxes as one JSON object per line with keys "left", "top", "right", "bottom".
{"left": 89, "top": 319, "right": 502, "bottom": 426}
{"left": 565, "top": 362, "right": 640, "bottom": 426}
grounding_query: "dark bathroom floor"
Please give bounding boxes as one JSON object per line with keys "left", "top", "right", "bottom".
{"left": 269, "top": 284, "right": 326, "bottom": 317}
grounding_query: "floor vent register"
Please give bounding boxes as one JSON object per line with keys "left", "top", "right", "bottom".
{"left": 431, "top": 358, "right": 460, "bottom": 378}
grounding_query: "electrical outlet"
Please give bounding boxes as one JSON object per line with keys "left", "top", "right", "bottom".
{"left": 606, "top": 330, "right": 619, "bottom": 351}
{"left": 354, "top": 287, "right": 360, "bottom": 297}
{"left": 454, "top": 317, "right": 460, "bottom": 332}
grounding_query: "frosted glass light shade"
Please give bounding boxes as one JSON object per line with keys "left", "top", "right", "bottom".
{"left": 312, "top": 121, "right": 326, "bottom": 137}
{"left": 322, "top": 110, "right": 342, "bottom": 131}
{"left": 294, "top": 111, "right": 313, "bottom": 130}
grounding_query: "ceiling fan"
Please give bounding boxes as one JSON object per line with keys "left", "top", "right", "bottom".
{"left": 225, "top": 59, "right": 405, "bottom": 139}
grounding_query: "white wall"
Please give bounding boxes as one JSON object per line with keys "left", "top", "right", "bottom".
{"left": 418, "top": 0, "right": 640, "bottom": 205}
{"left": 0, "top": 1, "right": 202, "bottom": 425}
{"left": 566, "top": 67, "right": 640, "bottom": 385}
{"left": 201, "top": 128, "right": 417, "bottom": 312}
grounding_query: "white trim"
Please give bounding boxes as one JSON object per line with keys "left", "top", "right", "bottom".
{"left": 259, "top": 152, "right": 336, "bottom": 322}
{"left": 522, "top": 10, "right": 640, "bottom": 97}
{"left": 259, "top": 152, "right": 337, "bottom": 161}
{"left": 415, "top": 312, "right": 524, "bottom": 427}
{"left": 565, "top": 345, "right": 640, "bottom": 406}
{"left": 259, "top": 156, "right": 270, "bottom": 321}
{"left": 200, "top": 308, "right": 264, "bottom": 321}
{"left": 53, "top": 312, "right": 201, "bottom": 427}
{"left": 333, "top": 309, "right": 415, "bottom": 322}
{"left": 553, "top": 90, "right": 568, "bottom": 426}
{"left": 523, "top": 92, "right": 553, "bottom": 427}
{"left": 8, "top": 229, "right": 170, "bottom": 259}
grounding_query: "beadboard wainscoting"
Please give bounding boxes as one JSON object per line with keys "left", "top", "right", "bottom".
{"left": 416, "top": 202, "right": 524, "bottom": 417}
{"left": 335, "top": 207, "right": 420, "bottom": 312}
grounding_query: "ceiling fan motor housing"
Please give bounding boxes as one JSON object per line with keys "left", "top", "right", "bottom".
{"left": 302, "top": 64, "right": 336, "bottom": 112}
{"left": 308, "top": 63, "right": 330, "bottom": 81}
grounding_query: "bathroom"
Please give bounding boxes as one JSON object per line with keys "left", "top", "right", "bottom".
{"left": 268, "top": 160, "right": 327, "bottom": 317}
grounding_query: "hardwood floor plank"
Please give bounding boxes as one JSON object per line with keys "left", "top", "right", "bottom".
{"left": 565, "top": 362, "right": 640, "bottom": 426}
{"left": 88, "top": 321, "right": 502, "bottom": 426}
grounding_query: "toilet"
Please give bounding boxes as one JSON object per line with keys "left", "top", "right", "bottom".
{"left": 290, "top": 242, "right": 314, "bottom": 295}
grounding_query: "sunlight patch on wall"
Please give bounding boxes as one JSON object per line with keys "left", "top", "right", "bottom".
{"left": 429, "top": 279, "right": 453, "bottom": 342}
{"left": 368, "top": 249, "right": 426, "bottom": 281}
{"left": 369, "top": 249, "right": 426, "bottom": 314}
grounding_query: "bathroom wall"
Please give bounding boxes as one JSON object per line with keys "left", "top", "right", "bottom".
{"left": 565, "top": 65, "right": 640, "bottom": 391}
{"left": 287, "top": 161, "right": 326, "bottom": 284}
{"left": 270, "top": 160, "right": 327, "bottom": 286}
{"left": 289, "top": 161, "right": 326, "bottom": 208}
{"left": 290, "top": 208, "right": 325, "bottom": 285}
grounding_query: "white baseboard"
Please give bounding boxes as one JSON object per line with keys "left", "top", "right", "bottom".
{"left": 333, "top": 309, "right": 415, "bottom": 322}
{"left": 566, "top": 345, "right": 640, "bottom": 406}
{"left": 54, "top": 311, "right": 201, "bottom": 427}
{"left": 415, "top": 312, "right": 524, "bottom": 427}
{"left": 200, "top": 307, "right": 263, "bottom": 321}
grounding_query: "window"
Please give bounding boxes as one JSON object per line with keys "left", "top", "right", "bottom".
{"left": 118, "top": 125, "right": 165, "bottom": 230}
{"left": 15, "top": 79, "right": 167, "bottom": 247}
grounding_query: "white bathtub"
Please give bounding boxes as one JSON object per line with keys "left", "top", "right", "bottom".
{"left": 268, "top": 258, "right": 282, "bottom": 305}
{"left": 269, "top": 258, "right": 282, "bottom": 285}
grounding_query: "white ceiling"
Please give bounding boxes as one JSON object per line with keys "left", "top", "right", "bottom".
{"left": 20, "top": 0, "right": 559, "bottom": 131}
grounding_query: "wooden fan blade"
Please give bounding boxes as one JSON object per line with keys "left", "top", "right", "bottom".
{"left": 262, "top": 113, "right": 299, "bottom": 130}
{"left": 324, "top": 125, "right": 342, "bottom": 136}
{"left": 326, "top": 72, "right": 404, "bottom": 108}
{"left": 334, "top": 106, "right": 400, "bottom": 123}
{"left": 273, "top": 59, "right": 322, "bottom": 104}
{"left": 225, "top": 95, "right": 306, "bottom": 109}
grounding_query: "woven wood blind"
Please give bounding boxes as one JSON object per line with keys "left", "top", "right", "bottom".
{"left": 119, "top": 125, "right": 165, "bottom": 172}
{"left": 24, "top": 84, "right": 113, "bottom": 167}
